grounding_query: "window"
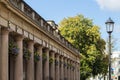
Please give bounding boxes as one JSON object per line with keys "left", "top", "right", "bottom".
{"left": 118, "top": 61, "right": 120, "bottom": 64}
{"left": 118, "top": 68, "right": 120, "bottom": 73}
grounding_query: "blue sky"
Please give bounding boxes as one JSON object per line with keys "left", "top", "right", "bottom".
{"left": 24, "top": 0, "right": 120, "bottom": 51}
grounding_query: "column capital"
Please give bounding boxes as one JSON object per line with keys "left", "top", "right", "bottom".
{"left": 1, "top": 27, "right": 9, "bottom": 35}
{"left": 28, "top": 40, "right": 34, "bottom": 46}
{"left": 63, "top": 57, "right": 67, "bottom": 61}
{"left": 59, "top": 55, "right": 64, "bottom": 60}
{"left": 49, "top": 50, "right": 55, "bottom": 54}
{"left": 15, "top": 35, "right": 24, "bottom": 41}
{"left": 28, "top": 40, "right": 34, "bottom": 44}
{"left": 69, "top": 59, "right": 73, "bottom": 63}
{"left": 43, "top": 47, "right": 49, "bottom": 52}
{"left": 37, "top": 45, "right": 43, "bottom": 50}
{"left": 55, "top": 53, "right": 60, "bottom": 58}
{"left": 68, "top": 58, "right": 71, "bottom": 62}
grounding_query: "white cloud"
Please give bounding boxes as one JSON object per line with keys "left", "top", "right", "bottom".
{"left": 96, "top": 0, "right": 120, "bottom": 11}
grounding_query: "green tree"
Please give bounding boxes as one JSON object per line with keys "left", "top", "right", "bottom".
{"left": 59, "top": 15, "right": 108, "bottom": 79}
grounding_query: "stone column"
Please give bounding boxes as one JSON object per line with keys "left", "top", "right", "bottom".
{"left": 73, "top": 62, "right": 75, "bottom": 80}
{"left": 76, "top": 63, "right": 78, "bottom": 80}
{"left": 49, "top": 51, "right": 55, "bottom": 80}
{"left": 59, "top": 57, "right": 61, "bottom": 80}
{"left": 74, "top": 62, "right": 77, "bottom": 80}
{"left": 67, "top": 60, "right": 70, "bottom": 80}
{"left": 44, "top": 48, "right": 49, "bottom": 80}
{"left": 60, "top": 57, "right": 64, "bottom": 80}
{"left": 78, "top": 63, "right": 80, "bottom": 80}
{"left": 0, "top": 28, "right": 9, "bottom": 80}
{"left": 64, "top": 58, "right": 67, "bottom": 80}
{"left": 63, "top": 57, "right": 65, "bottom": 80}
{"left": 66, "top": 59, "right": 68, "bottom": 80}
{"left": 69, "top": 60, "right": 72, "bottom": 80}
{"left": 77, "top": 63, "right": 79, "bottom": 80}
{"left": 66, "top": 59, "right": 69, "bottom": 80}
{"left": 26, "top": 41, "right": 34, "bottom": 80}
{"left": 63, "top": 57, "right": 66, "bottom": 80}
{"left": 36, "top": 46, "right": 43, "bottom": 80}
{"left": 14, "top": 35, "right": 24, "bottom": 80}
{"left": 71, "top": 61, "right": 73, "bottom": 80}
{"left": 55, "top": 54, "right": 60, "bottom": 80}
{"left": 70, "top": 61, "right": 73, "bottom": 80}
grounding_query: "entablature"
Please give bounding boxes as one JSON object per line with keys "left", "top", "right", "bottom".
{"left": 0, "top": 0, "right": 80, "bottom": 60}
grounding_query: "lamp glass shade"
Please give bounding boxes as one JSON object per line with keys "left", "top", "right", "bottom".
{"left": 105, "top": 18, "right": 114, "bottom": 33}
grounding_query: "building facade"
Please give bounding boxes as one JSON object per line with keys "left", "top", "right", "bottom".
{"left": 0, "top": 0, "right": 80, "bottom": 80}
{"left": 111, "top": 51, "right": 120, "bottom": 80}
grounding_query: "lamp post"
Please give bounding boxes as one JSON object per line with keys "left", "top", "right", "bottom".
{"left": 105, "top": 18, "right": 114, "bottom": 80}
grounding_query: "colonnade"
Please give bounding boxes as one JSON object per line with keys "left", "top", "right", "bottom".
{"left": 0, "top": 27, "right": 80, "bottom": 80}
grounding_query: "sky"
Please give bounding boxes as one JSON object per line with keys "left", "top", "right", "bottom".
{"left": 24, "top": 0, "right": 120, "bottom": 51}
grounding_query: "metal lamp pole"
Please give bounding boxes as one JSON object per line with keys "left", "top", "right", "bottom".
{"left": 105, "top": 18, "right": 114, "bottom": 80}
{"left": 108, "top": 32, "right": 112, "bottom": 80}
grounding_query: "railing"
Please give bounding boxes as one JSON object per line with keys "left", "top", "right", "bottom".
{"left": 9, "top": 0, "right": 79, "bottom": 54}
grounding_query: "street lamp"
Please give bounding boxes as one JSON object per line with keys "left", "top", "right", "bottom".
{"left": 105, "top": 17, "right": 114, "bottom": 80}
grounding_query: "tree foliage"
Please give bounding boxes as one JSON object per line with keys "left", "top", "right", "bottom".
{"left": 59, "top": 15, "right": 108, "bottom": 79}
